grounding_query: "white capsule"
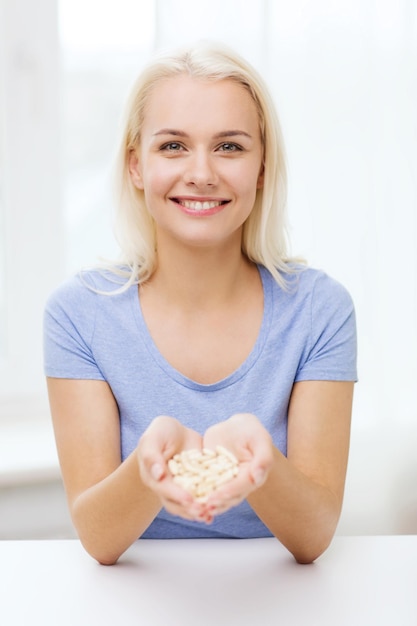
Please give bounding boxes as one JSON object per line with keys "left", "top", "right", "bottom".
{"left": 216, "top": 445, "right": 238, "bottom": 465}
{"left": 168, "top": 459, "right": 180, "bottom": 475}
{"left": 168, "top": 445, "right": 239, "bottom": 500}
{"left": 214, "top": 468, "right": 236, "bottom": 486}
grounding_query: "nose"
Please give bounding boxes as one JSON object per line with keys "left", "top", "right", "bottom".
{"left": 183, "top": 149, "right": 218, "bottom": 187}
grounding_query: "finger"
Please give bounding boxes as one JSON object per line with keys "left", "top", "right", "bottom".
{"left": 162, "top": 494, "right": 209, "bottom": 521}
{"left": 204, "top": 469, "right": 251, "bottom": 514}
{"left": 139, "top": 452, "right": 168, "bottom": 486}
{"left": 157, "top": 476, "right": 195, "bottom": 505}
{"left": 150, "top": 462, "right": 164, "bottom": 481}
{"left": 206, "top": 493, "right": 244, "bottom": 517}
{"left": 182, "top": 429, "right": 205, "bottom": 451}
{"left": 249, "top": 465, "right": 268, "bottom": 487}
{"left": 245, "top": 434, "right": 274, "bottom": 485}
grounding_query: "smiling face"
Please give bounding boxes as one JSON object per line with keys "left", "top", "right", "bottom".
{"left": 129, "top": 75, "right": 264, "bottom": 252}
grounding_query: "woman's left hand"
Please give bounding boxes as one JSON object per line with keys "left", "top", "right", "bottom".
{"left": 202, "top": 413, "right": 274, "bottom": 517}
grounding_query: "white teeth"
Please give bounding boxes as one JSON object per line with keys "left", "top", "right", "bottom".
{"left": 181, "top": 200, "right": 222, "bottom": 210}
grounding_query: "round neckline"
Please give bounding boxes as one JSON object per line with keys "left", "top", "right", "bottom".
{"left": 130, "top": 265, "right": 273, "bottom": 391}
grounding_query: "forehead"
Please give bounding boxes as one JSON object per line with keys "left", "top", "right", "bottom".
{"left": 142, "top": 75, "right": 260, "bottom": 133}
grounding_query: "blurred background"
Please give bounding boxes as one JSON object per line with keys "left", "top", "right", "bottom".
{"left": 0, "top": 0, "right": 416, "bottom": 539}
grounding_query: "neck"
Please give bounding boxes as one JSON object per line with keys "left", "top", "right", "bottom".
{"left": 142, "top": 237, "right": 256, "bottom": 309}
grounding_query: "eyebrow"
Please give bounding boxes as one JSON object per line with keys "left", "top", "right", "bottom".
{"left": 152, "top": 128, "right": 252, "bottom": 139}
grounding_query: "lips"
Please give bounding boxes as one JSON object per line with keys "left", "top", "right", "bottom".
{"left": 171, "top": 198, "right": 230, "bottom": 211}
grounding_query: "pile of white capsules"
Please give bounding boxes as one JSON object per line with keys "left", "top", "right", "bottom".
{"left": 168, "top": 446, "right": 239, "bottom": 502}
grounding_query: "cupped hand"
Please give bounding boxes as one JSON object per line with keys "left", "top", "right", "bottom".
{"left": 202, "top": 413, "right": 274, "bottom": 516}
{"left": 137, "top": 415, "right": 209, "bottom": 521}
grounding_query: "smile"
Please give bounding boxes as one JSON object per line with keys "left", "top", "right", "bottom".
{"left": 172, "top": 198, "right": 230, "bottom": 211}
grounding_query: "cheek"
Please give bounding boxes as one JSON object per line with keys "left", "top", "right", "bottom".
{"left": 229, "top": 156, "right": 263, "bottom": 195}
{"left": 141, "top": 168, "right": 179, "bottom": 218}
{"left": 236, "top": 171, "right": 262, "bottom": 204}
{"left": 140, "top": 174, "right": 167, "bottom": 210}
{"left": 142, "top": 163, "right": 179, "bottom": 197}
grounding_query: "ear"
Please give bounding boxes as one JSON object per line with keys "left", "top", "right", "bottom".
{"left": 129, "top": 149, "right": 144, "bottom": 190}
{"left": 256, "top": 165, "right": 264, "bottom": 189}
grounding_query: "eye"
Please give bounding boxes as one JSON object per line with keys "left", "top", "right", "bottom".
{"left": 217, "top": 142, "right": 243, "bottom": 153}
{"left": 160, "top": 142, "right": 183, "bottom": 152}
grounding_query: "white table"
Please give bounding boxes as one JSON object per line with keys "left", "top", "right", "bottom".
{"left": 0, "top": 536, "right": 416, "bottom": 625}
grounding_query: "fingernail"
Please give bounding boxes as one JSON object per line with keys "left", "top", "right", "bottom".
{"left": 151, "top": 463, "right": 163, "bottom": 480}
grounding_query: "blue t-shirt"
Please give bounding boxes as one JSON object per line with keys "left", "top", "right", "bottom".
{"left": 43, "top": 264, "right": 357, "bottom": 539}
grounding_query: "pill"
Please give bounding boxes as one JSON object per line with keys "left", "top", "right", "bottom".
{"left": 167, "top": 459, "right": 180, "bottom": 475}
{"left": 215, "top": 445, "right": 238, "bottom": 465}
{"left": 167, "top": 446, "right": 239, "bottom": 502}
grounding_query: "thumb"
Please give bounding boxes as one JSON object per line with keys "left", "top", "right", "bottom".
{"left": 150, "top": 461, "right": 165, "bottom": 481}
{"left": 138, "top": 437, "right": 168, "bottom": 483}
{"left": 250, "top": 465, "right": 267, "bottom": 487}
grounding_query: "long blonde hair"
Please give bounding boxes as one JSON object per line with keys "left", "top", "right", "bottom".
{"left": 110, "top": 43, "right": 298, "bottom": 290}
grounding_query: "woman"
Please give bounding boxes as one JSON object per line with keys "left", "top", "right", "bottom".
{"left": 44, "top": 43, "right": 357, "bottom": 565}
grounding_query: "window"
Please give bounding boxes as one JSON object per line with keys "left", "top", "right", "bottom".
{"left": 0, "top": 0, "right": 268, "bottom": 415}
{"left": 59, "top": 0, "right": 156, "bottom": 273}
{"left": 0, "top": 0, "right": 63, "bottom": 409}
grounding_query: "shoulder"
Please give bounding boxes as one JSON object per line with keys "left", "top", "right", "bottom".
{"left": 298, "top": 266, "right": 353, "bottom": 306}
{"left": 44, "top": 272, "right": 99, "bottom": 347}
{"left": 292, "top": 267, "right": 356, "bottom": 330}
{"left": 269, "top": 266, "right": 357, "bottom": 381}
{"left": 45, "top": 270, "right": 98, "bottom": 314}
{"left": 46, "top": 268, "right": 131, "bottom": 308}
{"left": 44, "top": 269, "right": 124, "bottom": 331}
{"left": 43, "top": 270, "right": 123, "bottom": 379}
{"left": 263, "top": 264, "right": 354, "bottom": 308}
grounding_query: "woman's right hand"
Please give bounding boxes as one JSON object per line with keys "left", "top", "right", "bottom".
{"left": 137, "top": 416, "right": 210, "bottom": 522}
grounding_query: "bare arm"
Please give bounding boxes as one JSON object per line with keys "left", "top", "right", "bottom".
{"left": 202, "top": 380, "right": 353, "bottom": 563}
{"left": 47, "top": 378, "right": 162, "bottom": 565}
{"left": 247, "top": 380, "right": 354, "bottom": 563}
{"left": 48, "top": 377, "right": 353, "bottom": 564}
{"left": 47, "top": 378, "right": 207, "bottom": 564}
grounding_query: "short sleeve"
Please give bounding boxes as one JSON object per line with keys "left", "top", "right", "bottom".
{"left": 295, "top": 273, "right": 357, "bottom": 382}
{"left": 43, "top": 275, "right": 105, "bottom": 380}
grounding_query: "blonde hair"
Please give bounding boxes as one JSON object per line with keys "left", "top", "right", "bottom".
{"left": 110, "top": 42, "right": 299, "bottom": 290}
